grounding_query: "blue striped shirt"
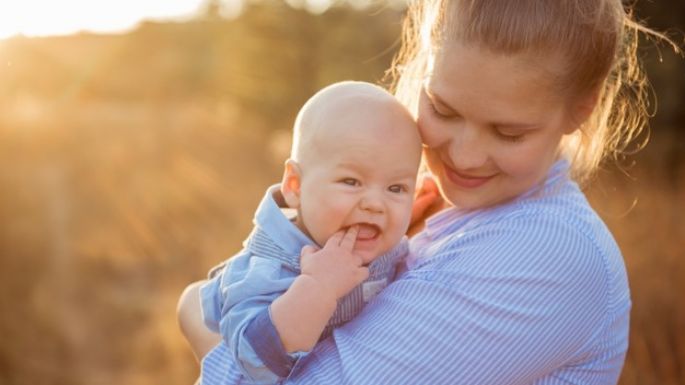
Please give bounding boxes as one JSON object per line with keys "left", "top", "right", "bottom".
{"left": 200, "top": 184, "right": 406, "bottom": 384}
{"left": 201, "top": 159, "right": 630, "bottom": 385}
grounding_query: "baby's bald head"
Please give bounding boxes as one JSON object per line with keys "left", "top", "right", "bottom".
{"left": 290, "top": 81, "right": 416, "bottom": 166}
{"left": 280, "top": 81, "right": 421, "bottom": 258}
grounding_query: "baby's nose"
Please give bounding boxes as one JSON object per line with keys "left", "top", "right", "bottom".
{"left": 359, "top": 191, "right": 384, "bottom": 213}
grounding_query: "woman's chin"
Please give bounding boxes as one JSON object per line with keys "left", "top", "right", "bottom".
{"left": 438, "top": 177, "right": 506, "bottom": 210}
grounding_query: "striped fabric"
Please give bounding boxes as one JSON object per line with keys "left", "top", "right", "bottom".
{"left": 200, "top": 184, "right": 406, "bottom": 384}
{"left": 202, "top": 159, "right": 630, "bottom": 385}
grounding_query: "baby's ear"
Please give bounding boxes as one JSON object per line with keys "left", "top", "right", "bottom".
{"left": 281, "top": 159, "right": 302, "bottom": 209}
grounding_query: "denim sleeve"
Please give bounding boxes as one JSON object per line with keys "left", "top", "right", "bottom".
{"left": 215, "top": 254, "right": 302, "bottom": 384}
{"left": 199, "top": 274, "right": 224, "bottom": 333}
{"left": 244, "top": 308, "right": 298, "bottom": 378}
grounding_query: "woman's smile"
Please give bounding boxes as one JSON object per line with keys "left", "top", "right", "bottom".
{"left": 443, "top": 163, "right": 497, "bottom": 189}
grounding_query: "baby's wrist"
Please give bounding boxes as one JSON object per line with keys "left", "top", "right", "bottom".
{"left": 296, "top": 274, "right": 339, "bottom": 306}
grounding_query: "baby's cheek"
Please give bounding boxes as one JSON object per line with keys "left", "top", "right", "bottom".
{"left": 389, "top": 202, "right": 414, "bottom": 239}
{"left": 403, "top": 200, "right": 415, "bottom": 226}
{"left": 303, "top": 211, "right": 337, "bottom": 247}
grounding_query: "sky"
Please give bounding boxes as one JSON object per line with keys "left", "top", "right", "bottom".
{"left": 0, "top": 0, "right": 397, "bottom": 40}
{"left": 0, "top": 0, "right": 407, "bottom": 40}
{"left": 0, "top": 0, "right": 219, "bottom": 39}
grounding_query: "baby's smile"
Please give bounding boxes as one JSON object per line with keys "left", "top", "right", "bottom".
{"left": 343, "top": 223, "right": 384, "bottom": 264}
{"left": 356, "top": 223, "right": 381, "bottom": 240}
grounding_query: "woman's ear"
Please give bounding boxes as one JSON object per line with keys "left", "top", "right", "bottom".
{"left": 566, "top": 90, "right": 599, "bottom": 134}
{"left": 281, "top": 159, "right": 302, "bottom": 209}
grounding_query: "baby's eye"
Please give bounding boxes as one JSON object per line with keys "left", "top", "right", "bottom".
{"left": 341, "top": 178, "right": 360, "bottom": 186}
{"left": 388, "top": 184, "right": 407, "bottom": 194}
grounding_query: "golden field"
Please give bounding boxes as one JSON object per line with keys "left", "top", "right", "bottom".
{"left": 0, "top": 2, "right": 683, "bottom": 384}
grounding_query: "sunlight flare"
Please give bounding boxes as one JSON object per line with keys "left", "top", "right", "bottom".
{"left": 0, "top": 0, "right": 206, "bottom": 39}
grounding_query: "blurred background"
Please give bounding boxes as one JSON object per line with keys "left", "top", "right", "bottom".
{"left": 0, "top": 1, "right": 683, "bottom": 384}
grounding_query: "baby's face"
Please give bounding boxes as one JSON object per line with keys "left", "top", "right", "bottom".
{"left": 294, "top": 103, "right": 421, "bottom": 264}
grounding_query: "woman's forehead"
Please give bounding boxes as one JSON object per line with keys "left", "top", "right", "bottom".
{"left": 432, "top": 40, "right": 564, "bottom": 87}
{"left": 426, "top": 68, "right": 555, "bottom": 106}
{"left": 428, "top": 42, "right": 567, "bottom": 116}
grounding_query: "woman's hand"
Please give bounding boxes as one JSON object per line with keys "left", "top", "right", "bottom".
{"left": 408, "top": 174, "right": 443, "bottom": 236}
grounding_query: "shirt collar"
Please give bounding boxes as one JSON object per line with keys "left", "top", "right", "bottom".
{"left": 422, "top": 158, "right": 570, "bottom": 240}
{"left": 253, "top": 184, "right": 313, "bottom": 258}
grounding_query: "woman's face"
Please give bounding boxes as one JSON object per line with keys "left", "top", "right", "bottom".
{"left": 417, "top": 41, "right": 579, "bottom": 210}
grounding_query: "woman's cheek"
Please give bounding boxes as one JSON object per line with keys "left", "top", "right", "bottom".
{"left": 496, "top": 144, "right": 548, "bottom": 184}
{"left": 417, "top": 115, "right": 443, "bottom": 148}
{"left": 416, "top": 115, "right": 431, "bottom": 145}
{"left": 416, "top": 102, "right": 437, "bottom": 142}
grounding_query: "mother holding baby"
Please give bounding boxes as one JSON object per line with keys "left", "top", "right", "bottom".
{"left": 179, "top": 0, "right": 661, "bottom": 383}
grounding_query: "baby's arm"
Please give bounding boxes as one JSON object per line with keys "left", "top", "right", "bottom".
{"left": 177, "top": 253, "right": 296, "bottom": 385}
{"left": 177, "top": 225, "right": 367, "bottom": 384}
{"left": 209, "top": 227, "right": 365, "bottom": 384}
{"left": 210, "top": 254, "right": 297, "bottom": 384}
{"left": 269, "top": 226, "right": 368, "bottom": 353}
{"left": 210, "top": 230, "right": 405, "bottom": 382}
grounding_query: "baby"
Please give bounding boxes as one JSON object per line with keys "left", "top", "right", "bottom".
{"left": 197, "top": 81, "right": 421, "bottom": 384}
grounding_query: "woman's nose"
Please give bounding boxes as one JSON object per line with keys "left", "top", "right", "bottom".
{"left": 448, "top": 124, "right": 488, "bottom": 169}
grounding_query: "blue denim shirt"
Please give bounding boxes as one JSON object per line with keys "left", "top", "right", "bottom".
{"left": 200, "top": 184, "right": 407, "bottom": 384}
{"left": 201, "top": 160, "right": 631, "bottom": 385}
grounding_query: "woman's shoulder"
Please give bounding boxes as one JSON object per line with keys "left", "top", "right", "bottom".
{"left": 511, "top": 177, "right": 623, "bottom": 264}
{"left": 420, "top": 186, "right": 618, "bottom": 279}
{"left": 426, "top": 208, "right": 605, "bottom": 271}
{"left": 405, "top": 183, "right": 631, "bottom": 339}
{"left": 481, "top": 174, "right": 619, "bottom": 255}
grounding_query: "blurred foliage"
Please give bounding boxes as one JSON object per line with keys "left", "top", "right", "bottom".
{"left": 0, "top": 1, "right": 682, "bottom": 385}
{"left": 0, "top": 1, "right": 403, "bottom": 128}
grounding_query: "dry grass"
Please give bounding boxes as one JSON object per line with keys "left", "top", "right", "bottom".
{"left": 586, "top": 138, "right": 685, "bottom": 385}
{"left": 0, "top": 4, "right": 683, "bottom": 382}
{"left": 0, "top": 95, "right": 682, "bottom": 384}
{"left": 0, "top": 97, "right": 282, "bottom": 385}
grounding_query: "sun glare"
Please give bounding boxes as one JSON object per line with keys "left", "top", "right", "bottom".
{"left": 0, "top": 0, "right": 207, "bottom": 39}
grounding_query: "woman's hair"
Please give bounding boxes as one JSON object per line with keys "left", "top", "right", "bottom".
{"left": 388, "top": 0, "right": 678, "bottom": 184}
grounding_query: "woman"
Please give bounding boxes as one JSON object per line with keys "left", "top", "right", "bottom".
{"left": 180, "top": 1, "right": 673, "bottom": 383}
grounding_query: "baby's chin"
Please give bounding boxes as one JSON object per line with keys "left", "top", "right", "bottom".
{"left": 354, "top": 246, "right": 391, "bottom": 266}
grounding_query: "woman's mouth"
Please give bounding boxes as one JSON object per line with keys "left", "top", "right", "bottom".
{"left": 444, "top": 164, "right": 496, "bottom": 189}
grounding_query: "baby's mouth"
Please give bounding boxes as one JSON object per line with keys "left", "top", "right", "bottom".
{"left": 356, "top": 223, "right": 381, "bottom": 240}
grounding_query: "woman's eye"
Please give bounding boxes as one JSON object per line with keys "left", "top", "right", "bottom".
{"left": 428, "top": 101, "right": 451, "bottom": 119}
{"left": 495, "top": 130, "right": 525, "bottom": 143}
{"left": 341, "top": 178, "right": 360, "bottom": 186}
{"left": 388, "top": 184, "right": 407, "bottom": 194}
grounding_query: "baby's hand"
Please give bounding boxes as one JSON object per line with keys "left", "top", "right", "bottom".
{"left": 300, "top": 226, "right": 369, "bottom": 300}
